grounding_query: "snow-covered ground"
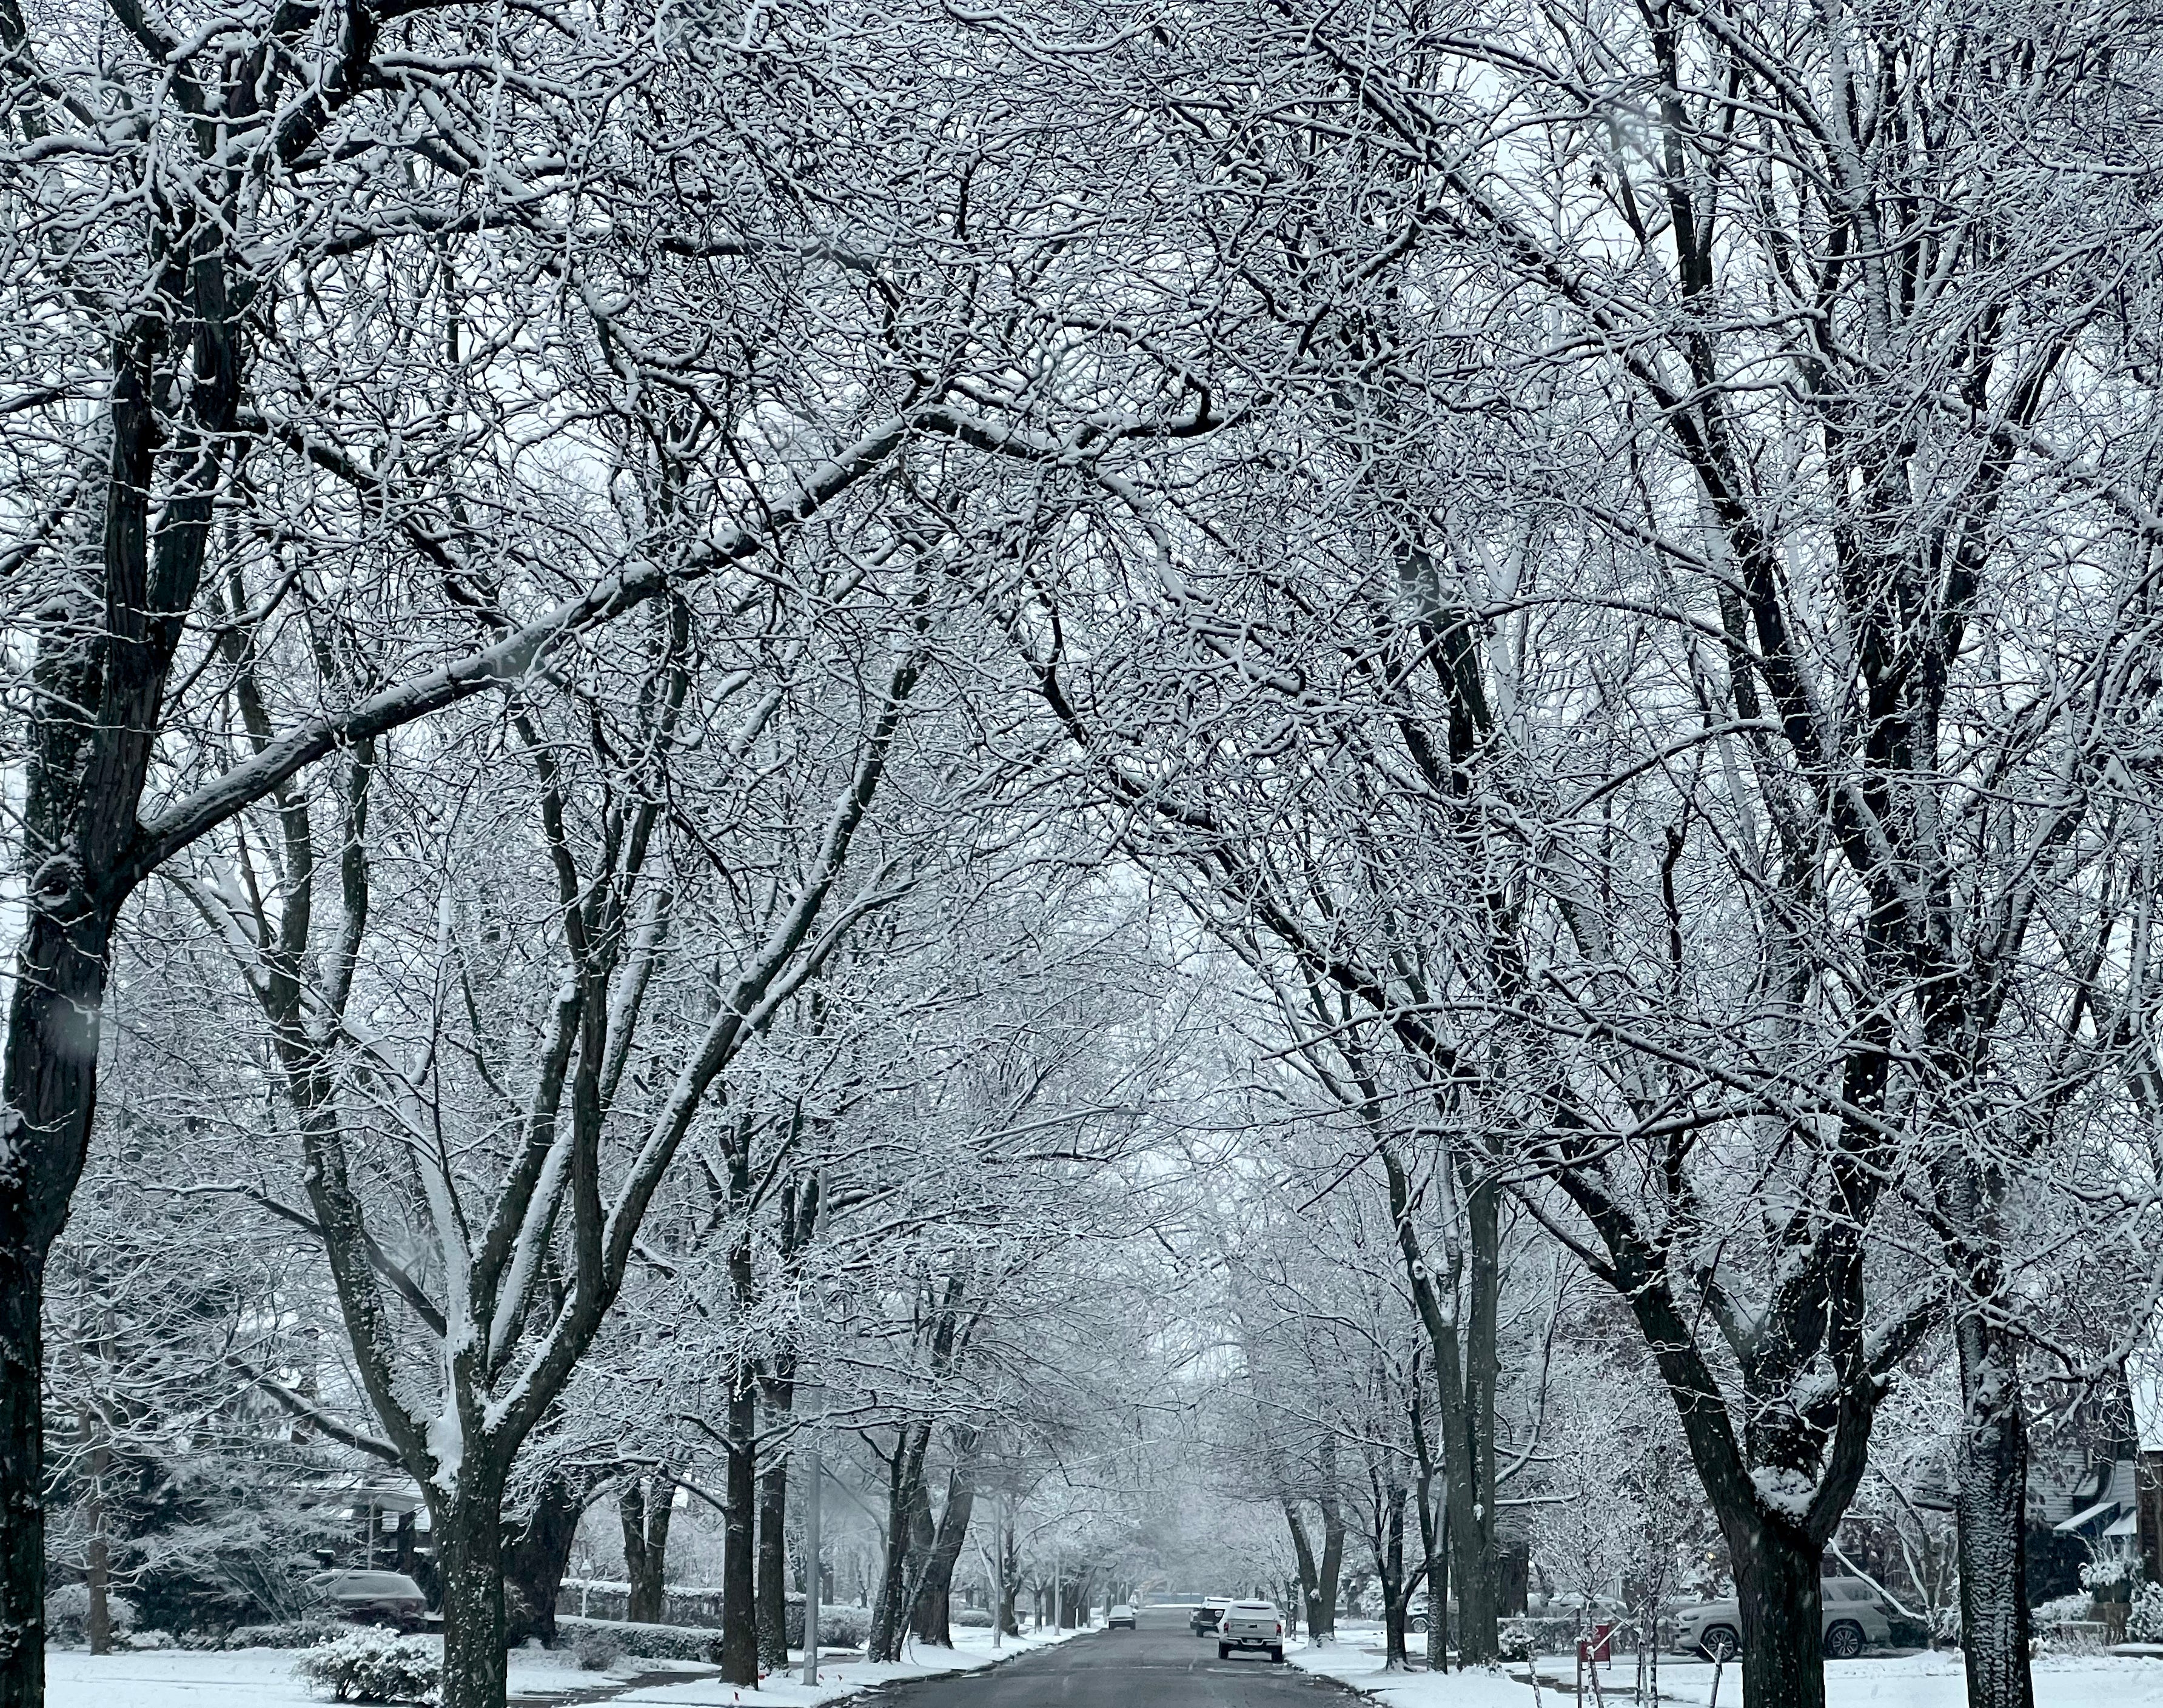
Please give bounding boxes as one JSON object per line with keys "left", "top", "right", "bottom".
{"left": 43, "top": 1623, "right": 1086, "bottom": 1708}
{"left": 603, "top": 1623, "right": 1085, "bottom": 1708}
{"left": 1292, "top": 1630, "right": 2163, "bottom": 1708}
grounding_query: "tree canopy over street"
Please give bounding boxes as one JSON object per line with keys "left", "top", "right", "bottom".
{"left": 5, "top": 2, "right": 2163, "bottom": 1707}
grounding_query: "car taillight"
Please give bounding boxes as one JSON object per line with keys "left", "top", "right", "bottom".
{"left": 1275, "top": 1622, "right": 1284, "bottom": 1636}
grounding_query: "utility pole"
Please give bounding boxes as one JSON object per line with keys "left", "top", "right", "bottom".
{"left": 801, "top": 1403, "right": 822, "bottom": 1685}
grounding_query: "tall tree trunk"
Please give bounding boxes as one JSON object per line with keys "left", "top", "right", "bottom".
{"left": 81, "top": 1410, "right": 111, "bottom": 1657}
{"left": 1378, "top": 1484, "right": 1409, "bottom": 1669}
{"left": 1413, "top": 1468, "right": 1446, "bottom": 1672}
{"left": 1952, "top": 1309, "right": 2034, "bottom": 1708}
{"left": 1450, "top": 1174, "right": 1503, "bottom": 1664}
{"left": 719, "top": 1377, "right": 759, "bottom": 1683}
{"left": 1283, "top": 1502, "right": 1324, "bottom": 1643}
{"left": 434, "top": 1473, "right": 511, "bottom": 1708}
{"left": 503, "top": 1473, "right": 586, "bottom": 1649}
{"left": 870, "top": 1424, "right": 930, "bottom": 1663}
{"left": 1, "top": 1218, "right": 53, "bottom": 1704}
{"left": 620, "top": 1473, "right": 674, "bottom": 1627}
{"left": 4, "top": 897, "right": 119, "bottom": 1708}
{"left": 910, "top": 1466, "right": 977, "bottom": 1646}
{"left": 756, "top": 1447, "right": 790, "bottom": 1669}
{"left": 1729, "top": 1512, "right": 1826, "bottom": 1708}
{"left": 1317, "top": 1464, "right": 1346, "bottom": 1638}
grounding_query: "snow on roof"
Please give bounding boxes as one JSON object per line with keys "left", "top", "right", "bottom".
{"left": 2056, "top": 1496, "right": 2126, "bottom": 1535}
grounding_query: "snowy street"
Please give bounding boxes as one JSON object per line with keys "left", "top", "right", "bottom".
{"left": 55, "top": 1618, "right": 2163, "bottom": 1708}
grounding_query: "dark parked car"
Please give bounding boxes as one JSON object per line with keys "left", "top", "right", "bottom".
{"left": 1192, "top": 1597, "right": 1232, "bottom": 1635}
{"left": 308, "top": 1569, "right": 430, "bottom": 1630}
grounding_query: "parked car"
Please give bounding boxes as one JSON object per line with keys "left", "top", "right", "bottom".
{"left": 307, "top": 1569, "right": 429, "bottom": 1631}
{"left": 1672, "top": 1577, "right": 1891, "bottom": 1661}
{"left": 1407, "top": 1595, "right": 1432, "bottom": 1635}
{"left": 1216, "top": 1599, "right": 1287, "bottom": 1663}
{"left": 1192, "top": 1596, "right": 1232, "bottom": 1636}
{"left": 1109, "top": 1604, "right": 1137, "bottom": 1630}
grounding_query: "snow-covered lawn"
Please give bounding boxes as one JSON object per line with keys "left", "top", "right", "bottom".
{"left": 43, "top": 1623, "right": 1085, "bottom": 1708}
{"left": 605, "top": 1623, "right": 1085, "bottom": 1707}
{"left": 1292, "top": 1633, "right": 2163, "bottom": 1708}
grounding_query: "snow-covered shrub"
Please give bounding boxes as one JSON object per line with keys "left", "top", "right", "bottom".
{"left": 953, "top": 1608, "right": 994, "bottom": 1629}
{"left": 573, "top": 1626, "right": 626, "bottom": 1670}
{"left": 293, "top": 1627, "right": 440, "bottom": 1703}
{"left": 228, "top": 1619, "right": 343, "bottom": 1649}
{"left": 43, "top": 1584, "right": 138, "bottom": 1647}
{"left": 2033, "top": 1592, "right": 2092, "bottom": 1629}
{"left": 2081, "top": 1556, "right": 2141, "bottom": 1593}
{"left": 552, "top": 1616, "right": 717, "bottom": 1664}
{"left": 816, "top": 1604, "right": 873, "bottom": 1649}
{"left": 1498, "top": 1621, "right": 1536, "bottom": 1663}
{"left": 2127, "top": 1582, "right": 2163, "bottom": 1643}
{"left": 1931, "top": 1601, "right": 1962, "bottom": 1647}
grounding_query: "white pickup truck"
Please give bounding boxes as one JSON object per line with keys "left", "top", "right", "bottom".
{"left": 1216, "top": 1599, "right": 1287, "bottom": 1663}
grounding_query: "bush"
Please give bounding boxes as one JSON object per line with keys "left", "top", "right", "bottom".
{"left": 552, "top": 1616, "right": 718, "bottom": 1664}
{"left": 814, "top": 1604, "right": 873, "bottom": 1649}
{"left": 293, "top": 1628, "right": 440, "bottom": 1703}
{"left": 2128, "top": 1582, "right": 2163, "bottom": 1643}
{"left": 573, "top": 1626, "right": 626, "bottom": 1671}
{"left": 229, "top": 1619, "right": 344, "bottom": 1650}
{"left": 2081, "top": 1556, "right": 2141, "bottom": 1593}
{"left": 2033, "top": 1592, "right": 2091, "bottom": 1628}
{"left": 1498, "top": 1620, "right": 1535, "bottom": 1663}
{"left": 952, "top": 1609, "right": 994, "bottom": 1629}
{"left": 43, "top": 1584, "right": 138, "bottom": 1649}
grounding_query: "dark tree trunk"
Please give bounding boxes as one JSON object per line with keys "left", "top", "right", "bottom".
{"left": 81, "top": 1412, "right": 112, "bottom": 1658}
{"left": 1, "top": 1203, "right": 53, "bottom": 1703}
{"left": 619, "top": 1472, "right": 674, "bottom": 1627}
{"left": 1318, "top": 1470, "right": 1346, "bottom": 1637}
{"left": 870, "top": 1424, "right": 930, "bottom": 1663}
{"left": 910, "top": 1466, "right": 977, "bottom": 1646}
{"left": 1283, "top": 1502, "right": 1324, "bottom": 1643}
{"left": 503, "top": 1472, "right": 587, "bottom": 1649}
{"left": 1729, "top": 1515, "right": 1826, "bottom": 1708}
{"left": 1415, "top": 1467, "right": 1446, "bottom": 1672}
{"left": 1952, "top": 1310, "right": 2034, "bottom": 1708}
{"left": 434, "top": 1473, "right": 512, "bottom": 1708}
{"left": 719, "top": 1379, "right": 759, "bottom": 1683}
{"left": 756, "top": 1447, "right": 790, "bottom": 1670}
{"left": 1377, "top": 1482, "right": 1409, "bottom": 1669}
{"left": 1453, "top": 1176, "right": 1501, "bottom": 1663}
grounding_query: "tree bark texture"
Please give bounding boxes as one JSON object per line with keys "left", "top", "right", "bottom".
{"left": 720, "top": 1379, "right": 759, "bottom": 1683}
{"left": 1730, "top": 1516, "right": 1826, "bottom": 1708}
{"left": 756, "top": 1453, "right": 791, "bottom": 1671}
{"left": 434, "top": 1475, "right": 511, "bottom": 1708}
{"left": 910, "top": 1466, "right": 976, "bottom": 1646}
{"left": 620, "top": 1473, "right": 675, "bottom": 1628}
{"left": 1284, "top": 1502, "right": 1324, "bottom": 1643}
{"left": 1953, "top": 1310, "right": 2035, "bottom": 1708}
{"left": 502, "top": 1472, "right": 588, "bottom": 1649}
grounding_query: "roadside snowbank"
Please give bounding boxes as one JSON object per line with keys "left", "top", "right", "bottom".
{"left": 43, "top": 1621, "right": 1087, "bottom": 1708}
{"left": 607, "top": 1623, "right": 1087, "bottom": 1707}
{"left": 1292, "top": 1633, "right": 2163, "bottom": 1708}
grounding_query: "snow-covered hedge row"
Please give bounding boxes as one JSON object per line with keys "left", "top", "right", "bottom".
{"left": 293, "top": 1627, "right": 440, "bottom": 1703}
{"left": 552, "top": 1615, "right": 720, "bottom": 1664}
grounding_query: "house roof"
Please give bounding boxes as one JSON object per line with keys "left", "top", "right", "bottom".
{"left": 2055, "top": 1496, "right": 2122, "bottom": 1535}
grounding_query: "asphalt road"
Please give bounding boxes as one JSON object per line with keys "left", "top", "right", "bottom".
{"left": 862, "top": 1609, "right": 1356, "bottom": 1708}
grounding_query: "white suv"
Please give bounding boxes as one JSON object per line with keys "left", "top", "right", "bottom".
{"left": 1672, "top": 1576, "right": 1892, "bottom": 1661}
